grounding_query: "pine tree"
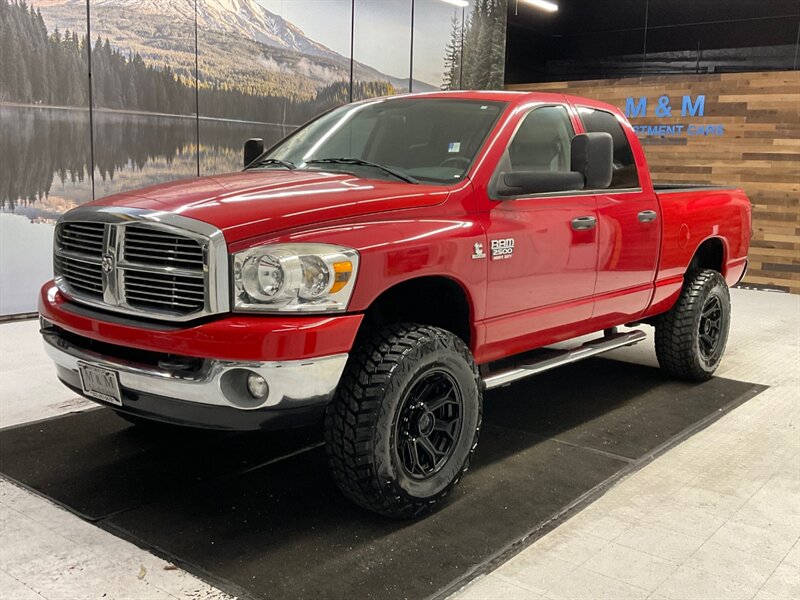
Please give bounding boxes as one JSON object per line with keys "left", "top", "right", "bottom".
{"left": 442, "top": 14, "right": 462, "bottom": 91}
{"left": 487, "top": 0, "right": 508, "bottom": 88}
{"left": 461, "top": 1, "right": 485, "bottom": 89}
{"left": 0, "top": 17, "right": 12, "bottom": 100}
{"left": 474, "top": 0, "right": 494, "bottom": 88}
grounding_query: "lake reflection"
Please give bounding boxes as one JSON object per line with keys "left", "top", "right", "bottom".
{"left": 0, "top": 105, "right": 292, "bottom": 222}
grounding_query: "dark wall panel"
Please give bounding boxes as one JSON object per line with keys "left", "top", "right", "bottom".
{"left": 506, "top": 0, "right": 800, "bottom": 84}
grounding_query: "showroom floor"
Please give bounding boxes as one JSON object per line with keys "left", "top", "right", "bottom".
{"left": 0, "top": 288, "right": 798, "bottom": 600}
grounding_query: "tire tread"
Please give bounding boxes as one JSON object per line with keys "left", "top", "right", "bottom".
{"left": 655, "top": 269, "right": 730, "bottom": 382}
{"left": 324, "top": 324, "right": 481, "bottom": 518}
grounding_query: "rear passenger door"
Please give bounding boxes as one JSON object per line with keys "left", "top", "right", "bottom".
{"left": 576, "top": 106, "right": 660, "bottom": 325}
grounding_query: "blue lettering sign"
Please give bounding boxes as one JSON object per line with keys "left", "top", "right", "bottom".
{"left": 621, "top": 94, "right": 722, "bottom": 137}
{"left": 655, "top": 96, "right": 672, "bottom": 118}
{"left": 625, "top": 97, "right": 647, "bottom": 118}
{"left": 681, "top": 95, "right": 705, "bottom": 117}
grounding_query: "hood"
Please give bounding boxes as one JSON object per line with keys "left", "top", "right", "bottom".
{"left": 87, "top": 170, "right": 450, "bottom": 242}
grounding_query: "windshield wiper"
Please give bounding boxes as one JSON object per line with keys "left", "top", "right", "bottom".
{"left": 247, "top": 157, "right": 296, "bottom": 170}
{"left": 304, "top": 158, "right": 418, "bottom": 183}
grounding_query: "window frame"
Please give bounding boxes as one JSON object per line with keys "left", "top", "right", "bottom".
{"left": 575, "top": 105, "right": 643, "bottom": 193}
{"left": 488, "top": 103, "right": 585, "bottom": 201}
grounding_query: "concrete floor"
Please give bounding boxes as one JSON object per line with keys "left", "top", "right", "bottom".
{"left": 1, "top": 288, "right": 798, "bottom": 600}
{"left": 457, "top": 288, "right": 800, "bottom": 600}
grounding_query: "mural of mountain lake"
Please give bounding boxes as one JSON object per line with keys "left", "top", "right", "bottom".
{"left": 0, "top": 105, "right": 293, "bottom": 221}
{"left": 0, "top": 104, "right": 294, "bottom": 314}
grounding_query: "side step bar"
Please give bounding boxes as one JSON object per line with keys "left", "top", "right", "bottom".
{"left": 483, "top": 329, "right": 647, "bottom": 390}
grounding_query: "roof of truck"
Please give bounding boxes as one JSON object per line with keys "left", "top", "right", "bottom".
{"left": 370, "top": 90, "right": 623, "bottom": 117}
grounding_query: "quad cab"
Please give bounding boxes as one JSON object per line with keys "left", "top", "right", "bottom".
{"left": 39, "top": 91, "right": 751, "bottom": 517}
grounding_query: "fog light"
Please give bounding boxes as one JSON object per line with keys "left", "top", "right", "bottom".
{"left": 246, "top": 373, "right": 269, "bottom": 400}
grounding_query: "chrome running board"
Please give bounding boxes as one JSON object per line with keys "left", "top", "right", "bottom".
{"left": 483, "top": 329, "right": 647, "bottom": 390}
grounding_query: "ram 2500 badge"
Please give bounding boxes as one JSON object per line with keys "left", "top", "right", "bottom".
{"left": 40, "top": 91, "right": 751, "bottom": 518}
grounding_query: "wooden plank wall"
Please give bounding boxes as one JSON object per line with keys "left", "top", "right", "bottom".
{"left": 508, "top": 71, "right": 800, "bottom": 293}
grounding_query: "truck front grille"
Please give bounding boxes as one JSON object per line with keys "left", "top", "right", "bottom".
{"left": 123, "top": 271, "right": 206, "bottom": 313}
{"left": 120, "top": 224, "right": 206, "bottom": 314}
{"left": 55, "top": 223, "right": 106, "bottom": 299}
{"left": 54, "top": 218, "right": 216, "bottom": 321}
{"left": 58, "top": 222, "right": 106, "bottom": 254}
{"left": 123, "top": 225, "right": 205, "bottom": 270}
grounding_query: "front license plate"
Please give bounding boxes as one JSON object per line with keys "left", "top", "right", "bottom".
{"left": 78, "top": 363, "right": 122, "bottom": 406}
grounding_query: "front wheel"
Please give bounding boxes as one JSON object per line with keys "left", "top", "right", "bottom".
{"left": 655, "top": 269, "right": 731, "bottom": 382}
{"left": 324, "top": 324, "right": 482, "bottom": 518}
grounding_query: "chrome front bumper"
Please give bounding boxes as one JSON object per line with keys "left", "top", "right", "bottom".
{"left": 42, "top": 326, "right": 348, "bottom": 412}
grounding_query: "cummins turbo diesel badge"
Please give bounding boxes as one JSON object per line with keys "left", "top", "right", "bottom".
{"left": 491, "top": 238, "right": 514, "bottom": 260}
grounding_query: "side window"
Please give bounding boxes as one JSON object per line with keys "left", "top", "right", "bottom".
{"left": 578, "top": 108, "right": 640, "bottom": 189}
{"left": 505, "top": 106, "right": 574, "bottom": 173}
{"left": 490, "top": 105, "right": 575, "bottom": 198}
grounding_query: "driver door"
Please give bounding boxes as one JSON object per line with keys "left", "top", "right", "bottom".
{"left": 480, "top": 105, "right": 599, "bottom": 358}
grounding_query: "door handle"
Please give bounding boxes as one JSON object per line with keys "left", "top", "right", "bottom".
{"left": 638, "top": 210, "right": 658, "bottom": 223}
{"left": 571, "top": 216, "right": 597, "bottom": 231}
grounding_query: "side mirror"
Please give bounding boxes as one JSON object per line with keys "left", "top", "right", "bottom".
{"left": 243, "top": 138, "right": 264, "bottom": 168}
{"left": 496, "top": 171, "right": 586, "bottom": 197}
{"left": 571, "top": 132, "right": 613, "bottom": 189}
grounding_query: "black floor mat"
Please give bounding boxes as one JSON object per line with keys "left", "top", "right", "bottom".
{"left": 0, "top": 411, "right": 321, "bottom": 520}
{"left": 0, "top": 358, "right": 765, "bottom": 600}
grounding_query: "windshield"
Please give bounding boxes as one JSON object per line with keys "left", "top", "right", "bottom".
{"left": 258, "top": 98, "right": 507, "bottom": 184}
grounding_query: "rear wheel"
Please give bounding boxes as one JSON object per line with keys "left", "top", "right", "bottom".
{"left": 655, "top": 269, "right": 731, "bottom": 382}
{"left": 324, "top": 324, "right": 482, "bottom": 518}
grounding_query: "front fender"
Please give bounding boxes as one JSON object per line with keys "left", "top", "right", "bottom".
{"left": 269, "top": 218, "right": 488, "bottom": 320}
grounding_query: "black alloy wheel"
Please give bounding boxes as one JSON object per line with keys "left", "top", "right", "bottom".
{"left": 395, "top": 371, "right": 464, "bottom": 480}
{"left": 698, "top": 295, "right": 723, "bottom": 361}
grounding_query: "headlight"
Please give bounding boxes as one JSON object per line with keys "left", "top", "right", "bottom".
{"left": 233, "top": 243, "right": 359, "bottom": 312}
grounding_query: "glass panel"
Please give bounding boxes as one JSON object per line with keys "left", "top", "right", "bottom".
{"left": 352, "top": 0, "right": 412, "bottom": 100}
{"left": 198, "top": 0, "right": 353, "bottom": 175}
{"left": 1, "top": 0, "right": 92, "bottom": 314}
{"left": 412, "top": 0, "right": 466, "bottom": 91}
{"left": 87, "top": 0, "right": 199, "bottom": 196}
{"left": 579, "top": 108, "right": 640, "bottom": 189}
{"left": 506, "top": 106, "right": 574, "bottom": 172}
{"left": 265, "top": 98, "right": 506, "bottom": 183}
{"left": 460, "top": 0, "right": 508, "bottom": 89}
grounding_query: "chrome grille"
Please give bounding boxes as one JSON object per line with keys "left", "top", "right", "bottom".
{"left": 58, "top": 222, "right": 105, "bottom": 255}
{"left": 55, "top": 223, "right": 105, "bottom": 299}
{"left": 123, "top": 271, "right": 206, "bottom": 313}
{"left": 53, "top": 215, "right": 220, "bottom": 321}
{"left": 123, "top": 225, "right": 205, "bottom": 270}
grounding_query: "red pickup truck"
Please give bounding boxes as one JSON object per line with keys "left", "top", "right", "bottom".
{"left": 39, "top": 91, "right": 751, "bottom": 517}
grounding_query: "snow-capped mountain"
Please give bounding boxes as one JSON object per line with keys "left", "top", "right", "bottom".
{"left": 82, "top": 0, "right": 343, "bottom": 60}
{"left": 31, "top": 0, "right": 437, "bottom": 93}
{"left": 199, "top": 0, "right": 342, "bottom": 60}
